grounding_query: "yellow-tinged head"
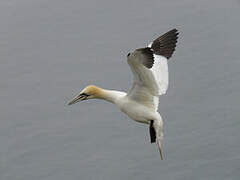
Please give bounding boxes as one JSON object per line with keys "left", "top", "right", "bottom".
{"left": 68, "top": 85, "right": 104, "bottom": 105}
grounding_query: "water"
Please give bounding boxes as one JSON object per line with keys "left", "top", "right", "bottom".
{"left": 1, "top": 0, "right": 240, "bottom": 179}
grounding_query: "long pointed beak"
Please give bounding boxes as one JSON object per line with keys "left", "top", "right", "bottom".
{"left": 68, "top": 95, "right": 85, "bottom": 105}
{"left": 157, "top": 139, "right": 164, "bottom": 160}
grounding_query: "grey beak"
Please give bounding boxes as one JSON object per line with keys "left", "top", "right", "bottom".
{"left": 68, "top": 94, "right": 86, "bottom": 105}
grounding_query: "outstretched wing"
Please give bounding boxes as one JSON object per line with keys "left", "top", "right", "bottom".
{"left": 150, "top": 29, "right": 179, "bottom": 59}
{"left": 127, "top": 29, "right": 179, "bottom": 110}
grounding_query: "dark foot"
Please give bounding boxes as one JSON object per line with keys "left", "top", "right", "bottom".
{"left": 149, "top": 120, "right": 156, "bottom": 143}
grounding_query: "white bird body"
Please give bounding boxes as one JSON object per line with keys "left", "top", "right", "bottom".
{"left": 83, "top": 88, "right": 162, "bottom": 125}
{"left": 117, "top": 94, "right": 161, "bottom": 124}
{"left": 68, "top": 29, "right": 179, "bottom": 159}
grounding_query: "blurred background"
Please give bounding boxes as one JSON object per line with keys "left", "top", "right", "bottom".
{"left": 0, "top": 0, "right": 240, "bottom": 179}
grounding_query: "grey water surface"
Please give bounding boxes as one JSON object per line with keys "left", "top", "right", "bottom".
{"left": 1, "top": 0, "right": 240, "bottom": 179}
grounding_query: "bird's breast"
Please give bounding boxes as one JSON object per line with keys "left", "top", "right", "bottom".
{"left": 117, "top": 97, "right": 156, "bottom": 124}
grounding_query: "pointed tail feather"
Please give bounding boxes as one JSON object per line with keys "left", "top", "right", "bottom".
{"left": 157, "top": 139, "right": 164, "bottom": 160}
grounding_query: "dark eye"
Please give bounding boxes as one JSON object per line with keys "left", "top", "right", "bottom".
{"left": 127, "top": 52, "right": 130, "bottom": 57}
{"left": 80, "top": 93, "right": 89, "bottom": 97}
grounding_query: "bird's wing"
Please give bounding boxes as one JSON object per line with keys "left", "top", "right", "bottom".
{"left": 127, "top": 29, "right": 178, "bottom": 110}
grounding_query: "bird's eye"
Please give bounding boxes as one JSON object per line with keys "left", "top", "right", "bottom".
{"left": 127, "top": 53, "right": 130, "bottom": 57}
{"left": 80, "top": 93, "right": 89, "bottom": 97}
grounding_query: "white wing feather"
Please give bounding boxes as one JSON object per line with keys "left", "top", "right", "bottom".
{"left": 127, "top": 50, "right": 169, "bottom": 111}
{"left": 148, "top": 42, "right": 169, "bottom": 95}
{"left": 151, "top": 54, "right": 169, "bottom": 95}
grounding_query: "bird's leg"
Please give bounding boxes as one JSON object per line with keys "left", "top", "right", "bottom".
{"left": 149, "top": 120, "right": 156, "bottom": 143}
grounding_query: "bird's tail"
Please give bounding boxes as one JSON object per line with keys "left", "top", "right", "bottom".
{"left": 157, "top": 138, "right": 164, "bottom": 160}
{"left": 153, "top": 118, "right": 164, "bottom": 160}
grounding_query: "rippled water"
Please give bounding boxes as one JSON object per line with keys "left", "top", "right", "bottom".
{"left": 1, "top": 0, "right": 240, "bottom": 179}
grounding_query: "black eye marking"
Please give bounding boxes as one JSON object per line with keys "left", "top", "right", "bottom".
{"left": 127, "top": 52, "right": 130, "bottom": 57}
{"left": 80, "top": 93, "right": 89, "bottom": 97}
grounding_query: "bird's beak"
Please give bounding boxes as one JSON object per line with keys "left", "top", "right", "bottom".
{"left": 68, "top": 94, "right": 86, "bottom": 105}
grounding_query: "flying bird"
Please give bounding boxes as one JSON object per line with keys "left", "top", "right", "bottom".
{"left": 68, "top": 29, "right": 179, "bottom": 160}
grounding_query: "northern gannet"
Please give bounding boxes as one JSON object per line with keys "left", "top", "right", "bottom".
{"left": 68, "top": 29, "right": 179, "bottom": 160}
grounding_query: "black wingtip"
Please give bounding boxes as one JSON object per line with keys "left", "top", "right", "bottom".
{"left": 151, "top": 29, "right": 179, "bottom": 59}
{"left": 136, "top": 47, "right": 154, "bottom": 69}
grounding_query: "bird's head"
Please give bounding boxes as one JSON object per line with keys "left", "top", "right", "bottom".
{"left": 68, "top": 85, "right": 103, "bottom": 105}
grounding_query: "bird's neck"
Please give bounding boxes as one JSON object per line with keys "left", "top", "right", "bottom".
{"left": 97, "top": 89, "right": 126, "bottom": 104}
